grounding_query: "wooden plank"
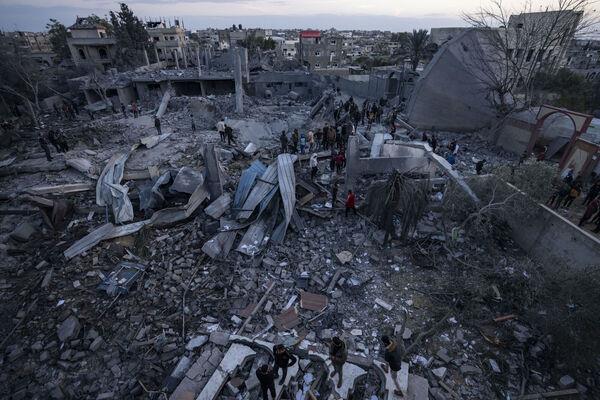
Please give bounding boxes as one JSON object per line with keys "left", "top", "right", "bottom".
{"left": 298, "top": 192, "right": 314, "bottom": 206}
{"left": 25, "top": 183, "right": 94, "bottom": 196}
{"left": 204, "top": 193, "right": 231, "bottom": 219}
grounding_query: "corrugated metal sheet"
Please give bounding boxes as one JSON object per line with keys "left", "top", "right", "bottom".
{"left": 277, "top": 154, "right": 296, "bottom": 234}
{"left": 204, "top": 193, "right": 231, "bottom": 219}
{"left": 237, "top": 198, "right": 279, "bottom": 256}
{"left": 233, "top": 160, "right": 267, "bottom": 209}
{"left": 237, "top": 162, "right": 278, "bottom": 220}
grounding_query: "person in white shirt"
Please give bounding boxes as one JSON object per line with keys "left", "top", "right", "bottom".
{"left": 216, "top": 120, "right": 226, "bottom": 142}
{"left": 310, "top": 153, "right": 319, "bottom": 181}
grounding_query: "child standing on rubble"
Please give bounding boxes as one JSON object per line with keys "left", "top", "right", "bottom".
{"left": 381, "top": 336, "right": 406, "bottom": 396}
{"left": 216, "top": 119, "right": 226, "bottom": 142}
{"left": 345, "top": 190, "right": 356, "bottom": 217}
{"left": 329, "top": 337, "right": 348, "bottom": 388}
{"left": 256, "top": 364, "right": 276, "bottom": 400}
{"left": 273, "top": 344, "right": 297, "bottom": 385}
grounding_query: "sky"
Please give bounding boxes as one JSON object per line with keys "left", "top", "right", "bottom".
{"left": 0, "top": 0, "right": 594, "bottom": 33}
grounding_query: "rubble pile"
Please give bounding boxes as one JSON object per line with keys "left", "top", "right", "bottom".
{"left": 0, "top": 89, "right": 597, "bottom": 400}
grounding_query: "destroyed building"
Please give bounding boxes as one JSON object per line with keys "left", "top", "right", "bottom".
{"left": 66, "top": 17, "right": 117, "bottom": 71}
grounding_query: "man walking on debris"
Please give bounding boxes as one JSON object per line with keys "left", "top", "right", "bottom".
{"left": 345, "top": 190, "right": 356, "bottom": 216}
{"left": 38, "top": 132, "right": 52, "bottom": 161}
{"left": 329, "top": 336, "right": 347, "bottom": 388}
{"left": 256, "top": 363, "right": 276, "bottom": 400}
{"left": 154, "top": 116, "right": 162, "bottom": 135}
{"left": 273, "top": 344, "right": 297, "bottom": 385}
{"left": 121, "top": 103, "right": 127, "bottom": 117}
{"left": 280, "top": 130, "right": 288, "bottom": 153}
{"left": 381, "top": 335, "right": 406, "bottom": 396}
{"left": 190, "top": 114, "right": 196, "bottom": 132}
{"left": 131, "top": 102, "right": 139, "bottom": 118}
{"left": 291, "top": 129, "right": 299, "bottom": 154}
{"left": 310, "top": 153, "right": 319, "bottom": 181}
{"left": 225, "top": 124, "right": 235, "bottom": 145}
{"left": 216, "top": 119, "right": 226, "bottom": 142}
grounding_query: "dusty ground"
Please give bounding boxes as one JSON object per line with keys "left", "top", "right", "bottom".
{"left": 0, "top": 95, "right": 596, "bottom": 399}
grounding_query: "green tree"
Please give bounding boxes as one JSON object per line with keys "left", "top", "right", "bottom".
{"left": 109, "top": 3, "right": 149, "bottom": 68}
{"left": 46, "top": 19, "right": 70, "bottom": 61}
{"left": 405, "top": 29, "right": 430, "bottom": 71}
{"left": 534, "top": 68, "right": 600, "bottom": 113}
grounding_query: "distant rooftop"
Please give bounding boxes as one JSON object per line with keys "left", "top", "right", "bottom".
{"left": 300, "top": 30, "right": 320, "bottom": 39}
{"left": 68, "top": 17, "right": 107, "bottom": 31}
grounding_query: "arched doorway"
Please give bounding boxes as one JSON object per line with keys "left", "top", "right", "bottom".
{"left": 527, "top": 105, "right": 593, "bottom": 168}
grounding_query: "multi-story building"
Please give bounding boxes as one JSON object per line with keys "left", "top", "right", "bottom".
{"left": 67, "top": 17, "right": 117, "bottom": 71}
{"left": 298, "top": 30, "right": 343, "bottom": 69}
{"left": 147, "top": 21, "right": 187, "bottom": 62}
{"left": 565, "top": 38, "right": 600, "bottom": 80}
{"left": 282, "top": 40, "right": 298, "bottom": 59}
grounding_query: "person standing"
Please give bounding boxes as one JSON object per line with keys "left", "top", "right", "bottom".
{"left": 225, "top": 124, "right": 235, "bottom": 145}
{"left": 256, "top": 364, "right": 276, "bottom": 400}
{"left": 329, "top": 337, "right": 347, "bottom": 389}
{"left": 380, "top": 336, "right": 405, "bottom": 396}
{"left": 190, "top": 114, "right": 196, "bottom": 132}
{"left": 39, "top": 133, "right": 52, "bottom": 161}
{"left": 579, "top": 196, "right": 599, "bottom": 226}
{"left": 299, "top": 131, "right": 307, "bottom": 155}
{"left": 331, "top": 181, "right": 339, "bottom": 207}
{"left": 273, "top": 344, "right": 297, "bottom": 385}
{"left": 280, "top": 130, "right": 289, "bottom": 154}
{"left": 121, "top": 103, "right": 127, "bottom": 117}
{"left": 216, "top": 119, "right": 226, "bottom": 142}
{"left": 307, "top": 130, "right": 315, "bottom": 152}
{"left": 154, "top": 116, "right": 162, "bottom": 135}
{"left": 563, "top": 182, "right": 582, "bottom": 208}
{"left": 291, "top": 129, "right": 299, "bottom": 154}
{"left": 131, "top": 101, "right": 139, "bottom": 118}
{"left": 430, "top": 134, "right": 438, "bottom": 152}
{"left": 310, "top": 153, "right": 318, "bottom": 181}
{"left": 315, "top": 129, "right": 323, "bottom": 151}
{"left": 345, "top": 190, "right": 356, "bottom": 217}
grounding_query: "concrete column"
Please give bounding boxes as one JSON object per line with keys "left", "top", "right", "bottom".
{"left": 200, "top": 81, "right": 206, "bottom": 96}
{"left": 196, "top": 45, "right": 202, "bottom": 77}
{"left": 182, "top": 47, "right": 188, "bottom": 68}
{"left": 143, "top": 48, "right": 150, "bottom": 66}
{"left": 345, "top": 135, "right": 361, "bottom": 190}
{"left": 233, "top": 48, "right": 244, "bottom": 114}
{"left": 241, "top": 47, "right": 249, "bottom": 82}
{"left": 154, "top": 46, "right": 160, "bottom": 63}
{"left": 174, "top": 50, "right": 180, "bottom": 69}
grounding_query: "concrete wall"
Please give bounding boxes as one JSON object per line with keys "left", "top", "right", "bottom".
{"left": 507, "top": 202, "right": 600, "bottom": 269}
{"left": 406, "top": 29, "right": 497, "bottom": 132}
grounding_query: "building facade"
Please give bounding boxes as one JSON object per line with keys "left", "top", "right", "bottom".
{"left": 566, "top": 39, "right": 600, "bottom": 81}
{"left": 67, "top": 17, "right": 117, "bottom": 71}
{"left": 298, "top": 30, "right": 343, "bottom": 69}
{"left": 147, "top": 21, "right": 188, "bottom": 63}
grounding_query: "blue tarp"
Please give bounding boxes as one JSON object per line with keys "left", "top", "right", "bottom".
{"left": 233, "top": 160, "right": 267, "bottom": 209}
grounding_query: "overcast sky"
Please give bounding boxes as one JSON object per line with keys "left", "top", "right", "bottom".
{"left": 0, "top": 0, "right": 592, "bottom": 32}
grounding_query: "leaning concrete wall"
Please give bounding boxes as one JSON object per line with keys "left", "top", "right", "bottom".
{"left": 406, "top": 29, "right": 496, "bottom": 132}
{"left": 507, "top": 203, "right": 600, "bottom": 269}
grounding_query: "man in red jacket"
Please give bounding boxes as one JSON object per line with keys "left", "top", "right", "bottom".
{"left": 345, "top": 190, "right": 356, "bottom": 217}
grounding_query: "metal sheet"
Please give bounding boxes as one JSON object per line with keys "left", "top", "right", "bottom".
{"left": 237, "top": 198, "right": 279, "bottom": 256}
{"left": 63, "top": 223, "right": 115, "bottom": 260}
{"left": 237, "top": 162, "right": 278, "bottom": 220}
{"left": 233, "top": 160, "right": 267, "bottom": 209}
{"left": 204, "top": 193, "right": 231, "bottom": 219}
{"left": 96, "top": 152, "right": 134, "bottom": 223}
{"left": 277, "top": 153, "right": 296, "bottom": 232}
{"left": 203, "top": 144, "right": 224, "bottom": 201}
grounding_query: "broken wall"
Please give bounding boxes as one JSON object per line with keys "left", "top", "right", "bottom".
{"left": 405, "top": 29, "right": 497, "bottom": 132}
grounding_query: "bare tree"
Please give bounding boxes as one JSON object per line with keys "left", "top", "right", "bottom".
{"left": 462, "top": 0, "right": 598, "bottom": 123}
{"left": 0, "top": 51, "right": 48, "bottom": 127}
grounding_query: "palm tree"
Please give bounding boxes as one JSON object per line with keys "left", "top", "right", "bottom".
{"left": 406, "top": 29, "right": 430, "bottom": 71}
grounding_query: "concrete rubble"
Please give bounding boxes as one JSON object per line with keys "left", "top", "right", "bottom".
{"left": 0, "top": 66, "right": 596, "bottom": 400}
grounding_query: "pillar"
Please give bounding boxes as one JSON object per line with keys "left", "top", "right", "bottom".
{"left": 233, "top": 48, "right": 244, "bottom": 114}
{"left": 154, "top": 46, "right": 160, "bottom": 64}
{"left": 174, "top": 50, "right": 180, "bottom": 69}
{"left": 196, "top": 46, "right": 202, "bottom": 77}
{"left": 182, "top": 47, "right": 188, "bottom": 68}
{"left": 143, "top": 48, "right": 150, "bottom": 66}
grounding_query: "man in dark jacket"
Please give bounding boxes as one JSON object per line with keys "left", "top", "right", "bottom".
{"left": 256, "top": 364, "right": 276, "bottom": 400}
{"left": 280, "top": 130, "right": 288, "bottom": 153}
{"left": 39, "top": 133, "right": 52, "bottom": 161}
{"left": 329, "top": 336, "right": 347, "bottom": 388}
{"left": 225, "top": 124, "right": 235, "bottom": 145}
{"left": 381, "top": 335, "right": 405, "bottom": 396}
{"left": 154, "top": 116, "right": 162, "bottom": 135}
{"left": 273, "top": 344, "right": 297, "bottom": 385}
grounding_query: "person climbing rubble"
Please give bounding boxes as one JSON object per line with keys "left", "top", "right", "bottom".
{"left": 38, "top": 132, "right": 52, "bottom": 161}
{"left": 273, "top": 344, "right": 297, "bottom": 385}
{"left": 381, "top": 335, "right": 405, "bottom": 396}
{"left": 310, "top": 153, "right": 319, "bottom": 181}
{"left": 154, "top": 116, "right": 162, "bottom": 135}
{"left": 131, "top": 101, "right": 139, "bottom": 118}
{"left": 216, "top": 119, "right": 226, "bottom": 142}
{"left": 256, "top": 364, "right": 276, "bottom": 400}
{"left": 345, "top": 190, "right": 356, "bottom": 217}
{"left": 280, "top": 130, "right": 288, "bottom": 154}
{"left": 329, "top": 336, "right": 347, "bottom": 388}
{"left": 291, "top": 129, "right": 299, "bottom": 154}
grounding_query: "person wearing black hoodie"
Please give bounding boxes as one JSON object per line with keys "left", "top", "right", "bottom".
{"left": 256, "top": 364, "right": 276, "bottom": 400}
{"left": 381, "top": 335, "right": 404, "bottom": 396}
{"left": 273, "top": 344, "right": 297, "bottom": 385}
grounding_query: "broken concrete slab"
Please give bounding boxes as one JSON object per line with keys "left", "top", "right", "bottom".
{"left": 204, "top": 193, "right": 231, "bottom": 219}
{"left": 9, "top": 222, "right": 37, "bottom": 242}
{"left": 186, "top": 335, "right": 208, "bottom": 351}
{"left": 170, "top": 167, "right": 204, "bottom": 194}
{"left": 209, "top": 331, "right": 230, "bottom": 346}
{"left": 375, "top": 298, "right": 393, "bottom": 311}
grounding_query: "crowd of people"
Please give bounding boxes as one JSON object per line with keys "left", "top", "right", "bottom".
{"left": 548, "top": 169, "right": 600, "bottom": 232}
{"left": 256, "top": 334, "right": 405, "bottom": 399}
